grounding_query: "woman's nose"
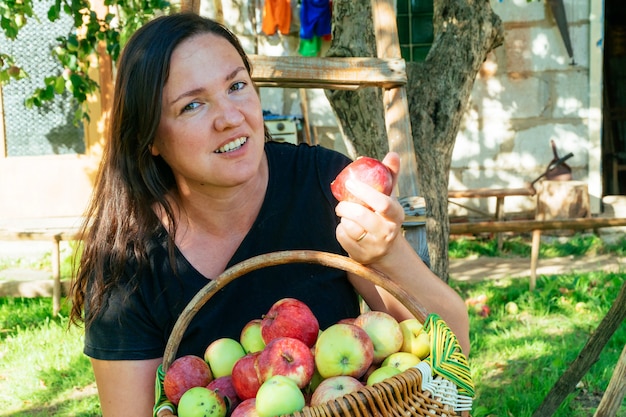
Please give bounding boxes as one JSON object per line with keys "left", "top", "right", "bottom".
{"left": 214, "top": 99, "right": 245, "bottom": 131}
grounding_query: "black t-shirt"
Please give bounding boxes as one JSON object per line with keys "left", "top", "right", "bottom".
{"left": 84, "top": 142, "right": 361, "bottom": 361}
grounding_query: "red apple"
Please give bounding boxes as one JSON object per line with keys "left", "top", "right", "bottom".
{"left": 261, "top": 298, "right": 319, "bottom": 347}
{"left": 163, "top": 354, "right": 213, "bottom": 405}
{"left": 207, "top": 375, "right": 241, "bottom": 413}
{"left": 231, "top": 352, "right": 262, "bottom": 400}
{"left": 256, "top": 337, "right": 315, "bottom": 389}
{"left": 310, "top": 375, "right": 364, "bottom": 406}
{"left": 330, "top": 156, "right": 393, "bottom": 203}
{"left": 231, "top": 398, "right": 259, "bottom": 417}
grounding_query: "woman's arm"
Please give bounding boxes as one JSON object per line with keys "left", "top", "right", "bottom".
{"left": 335, "top": 153, "right": 470, "bottom": 355}
{"left": 91, "top": 357, "right": 162, "bottom": 417}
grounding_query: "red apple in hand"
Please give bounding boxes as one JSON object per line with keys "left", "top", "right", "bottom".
{"left": 330, "top": 156, "right": 393, "bottom": 203}
{"left": 261, "top": 298, "right": 319, "bottom": 348}
{"left": 256, "top": 337, "right": 315, "bottom": 389}
{"left": 164, "top": 355, "right": 213, "bottom": 405}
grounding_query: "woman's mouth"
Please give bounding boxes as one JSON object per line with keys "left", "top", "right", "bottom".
{"left": 215, "top": 137, "right": 248, "bottom": 153}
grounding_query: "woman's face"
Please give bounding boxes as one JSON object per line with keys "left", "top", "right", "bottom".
{"left": 152, "top": 33, "right": 266, "bottom": 194}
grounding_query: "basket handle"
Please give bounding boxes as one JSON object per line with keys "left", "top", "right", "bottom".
{"left": 162, "top": 250, "right": 429, "bottom": 371}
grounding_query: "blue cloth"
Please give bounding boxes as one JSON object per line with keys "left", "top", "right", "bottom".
{"left": 300, "top": 0, "right": 332, "bottom": 40}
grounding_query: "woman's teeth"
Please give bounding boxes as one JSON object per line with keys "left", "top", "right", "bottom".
{"left": 215, "top": 137, "right": 247, "bottom": 153}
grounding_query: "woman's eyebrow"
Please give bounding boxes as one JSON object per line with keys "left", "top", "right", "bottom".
{"left": 170, "top": 66, "right": 248, "bottom": 105}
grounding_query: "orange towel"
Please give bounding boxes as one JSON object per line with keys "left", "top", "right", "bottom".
{"left": 262, "top": 0, "right": 292, "bottom": 36}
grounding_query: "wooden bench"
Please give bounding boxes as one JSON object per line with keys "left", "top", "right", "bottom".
{"left": 0, "top": 226, "right": 81, "bottom": 316}
{"left": 448, "top": 186, "right": 537, "bottom": 250}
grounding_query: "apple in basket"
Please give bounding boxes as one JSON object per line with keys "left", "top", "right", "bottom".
{"left": 314, "top": 323, "right": 374, "bottom": 379}
{"left": 330, "top": 156, "right": 393, "bottom": 203}
{"left": 177, "top": 386, "right": 227, "bottom": 417}
{"left": 399, "top": 318, "right": 430, "bottom": 359}
{"left": 255, "top": 375, "right": 306, "bottom": 417}
{"left": 381, "top": 351, "right": 421, "bottom": 372}
{"left": 231, "top": 398, "right": 259, "bottom": 417}
{"left": 310, "top": 375, "right": 364, "bottom": 407}
{"left": 240, "top": 319, "right": 266, "bottom": 354}
{"left": 164, "top": 355, "right": 213, "bottom": 405}
{"left": 365, "top": 365, "right": 402, "bottom": 386}
{"left": 261, "top": 298, "right": 319, "bottom": 347}
{"left": 256, "top": 336, "right": 315, "bottom": 389}
{"left": 207, "top": 376, "right": 241, "bottom": 413}
{"left": 204, "top": 338, "right": 247, "bottom": 378}
{"left": 353, "top": 311, "right": 403, "bottom": 363}
{"left": 231, "top": 352, "right": 262, "bottom": 400}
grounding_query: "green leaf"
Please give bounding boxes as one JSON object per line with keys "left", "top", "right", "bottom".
{"left": 54, "top": 76, "right": 65, "bottom": 94}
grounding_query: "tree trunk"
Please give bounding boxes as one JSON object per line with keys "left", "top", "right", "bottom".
{"left": 327, "top": 0, "right": 503, "bottom": 280}
{"left": 325, "top": 1, "right": 388, "bottom": 161}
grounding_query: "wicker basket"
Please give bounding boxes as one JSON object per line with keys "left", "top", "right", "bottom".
{"left": 156, "top": 250, "right": 473, "bottom": 417}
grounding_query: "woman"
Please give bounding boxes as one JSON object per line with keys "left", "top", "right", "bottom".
{"left": 69, "top": 13, "right": 469, "bottom": 417}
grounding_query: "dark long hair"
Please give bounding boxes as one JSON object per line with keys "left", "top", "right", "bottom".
{"left": 69, "top": 13, "right": 254, "bottom": 326}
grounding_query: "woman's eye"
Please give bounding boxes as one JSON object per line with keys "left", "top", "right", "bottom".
{"left": 230, "top": 81, "right": 246, "bottom": 92}
{"left": 182, "top": 101, "right": 201, "bottom": 113}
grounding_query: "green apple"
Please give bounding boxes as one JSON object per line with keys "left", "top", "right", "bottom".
{"left": 177, "top": 386, "right": 227, "bottom": 417}
{"left": 240, "top": 319, "right": 266, "bottom": 354}
{"left": 204, "top": 338, "right": 247, "bottom": 378}
{"left": 381, "top": 351, "right": 420, "bottom": 371}
{"left": 314, "top": 323, "right": 374, "bottom": 379}
{"left": 365, "top": 365, "right": 402, "bottom": 386}
{"left": 399, "top": 318, "right": 430, "bottom": 359}
{"left": 353, "top": 311, "right": 403, "bottom": 363}
{"left": 255, "top": 375, "right": 305, "bottom": 417}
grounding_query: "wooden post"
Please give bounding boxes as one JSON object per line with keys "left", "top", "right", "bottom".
{"left": 370, "top": 0, "right": 427, "bottom": 263}
{"left": 530, "top": 180, "right": 590, "bottom": 290}
{"left": 52, "top": 234, "right": 62, "bottom": 317}
{"left": 594, "top": 344, "right": 626, "bottom": 417}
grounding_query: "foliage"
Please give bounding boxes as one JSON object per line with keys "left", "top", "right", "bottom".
{"left": 0, "top": 0, "right": 171, "bottom": 123}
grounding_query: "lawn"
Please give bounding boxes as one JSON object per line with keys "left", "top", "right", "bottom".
{"left": 0, "top": 233, "right": 625, "bottom": 417}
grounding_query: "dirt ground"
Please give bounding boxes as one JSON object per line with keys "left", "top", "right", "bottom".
{"left": 449, "top": 253, "right": 626, "bottom": 283}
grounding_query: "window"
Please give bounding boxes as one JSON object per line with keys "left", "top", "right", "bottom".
{"left": 0, "top": 0, "right": 85, "bottom": 157}
{"left": 397, "top": 0, "right": 434, "bottom": 62}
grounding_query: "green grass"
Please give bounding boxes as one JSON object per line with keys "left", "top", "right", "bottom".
{"left": 0, "top": 298, "right": 100, "bottom": 417}
{"left": 451, "top": 271, "right": 626, "bottom": 417}
{"left": 449, "top": 232, "right": 626, "bottom": 259}
{"left": 0, "top": 233, "right": 624, "bottom": 416}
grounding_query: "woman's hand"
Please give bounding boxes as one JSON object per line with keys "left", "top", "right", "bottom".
{"left": 335, "top": 152, "right": 404, "bottom": 265}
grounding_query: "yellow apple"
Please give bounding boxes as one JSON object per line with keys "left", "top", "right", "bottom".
{"left": 381, "top": 351, "right": 420, "bottom": 371}
{"left": 399, "top": 319, "right": 430, "bottom": 359}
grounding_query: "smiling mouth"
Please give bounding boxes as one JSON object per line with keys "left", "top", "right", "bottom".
{"left": 215, "top": 137, "right": 248, "bottom": 153}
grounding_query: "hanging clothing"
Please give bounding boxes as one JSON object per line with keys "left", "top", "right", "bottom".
{"left": 299, "top": 0, "right": 332, "bottom": 40}
{"left": 262, "top": 0, "right": 293, "bottom": 36}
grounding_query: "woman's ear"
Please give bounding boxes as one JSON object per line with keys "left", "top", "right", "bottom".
{"left": 149, "top": 143, "right": 160, "bottom": 156}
